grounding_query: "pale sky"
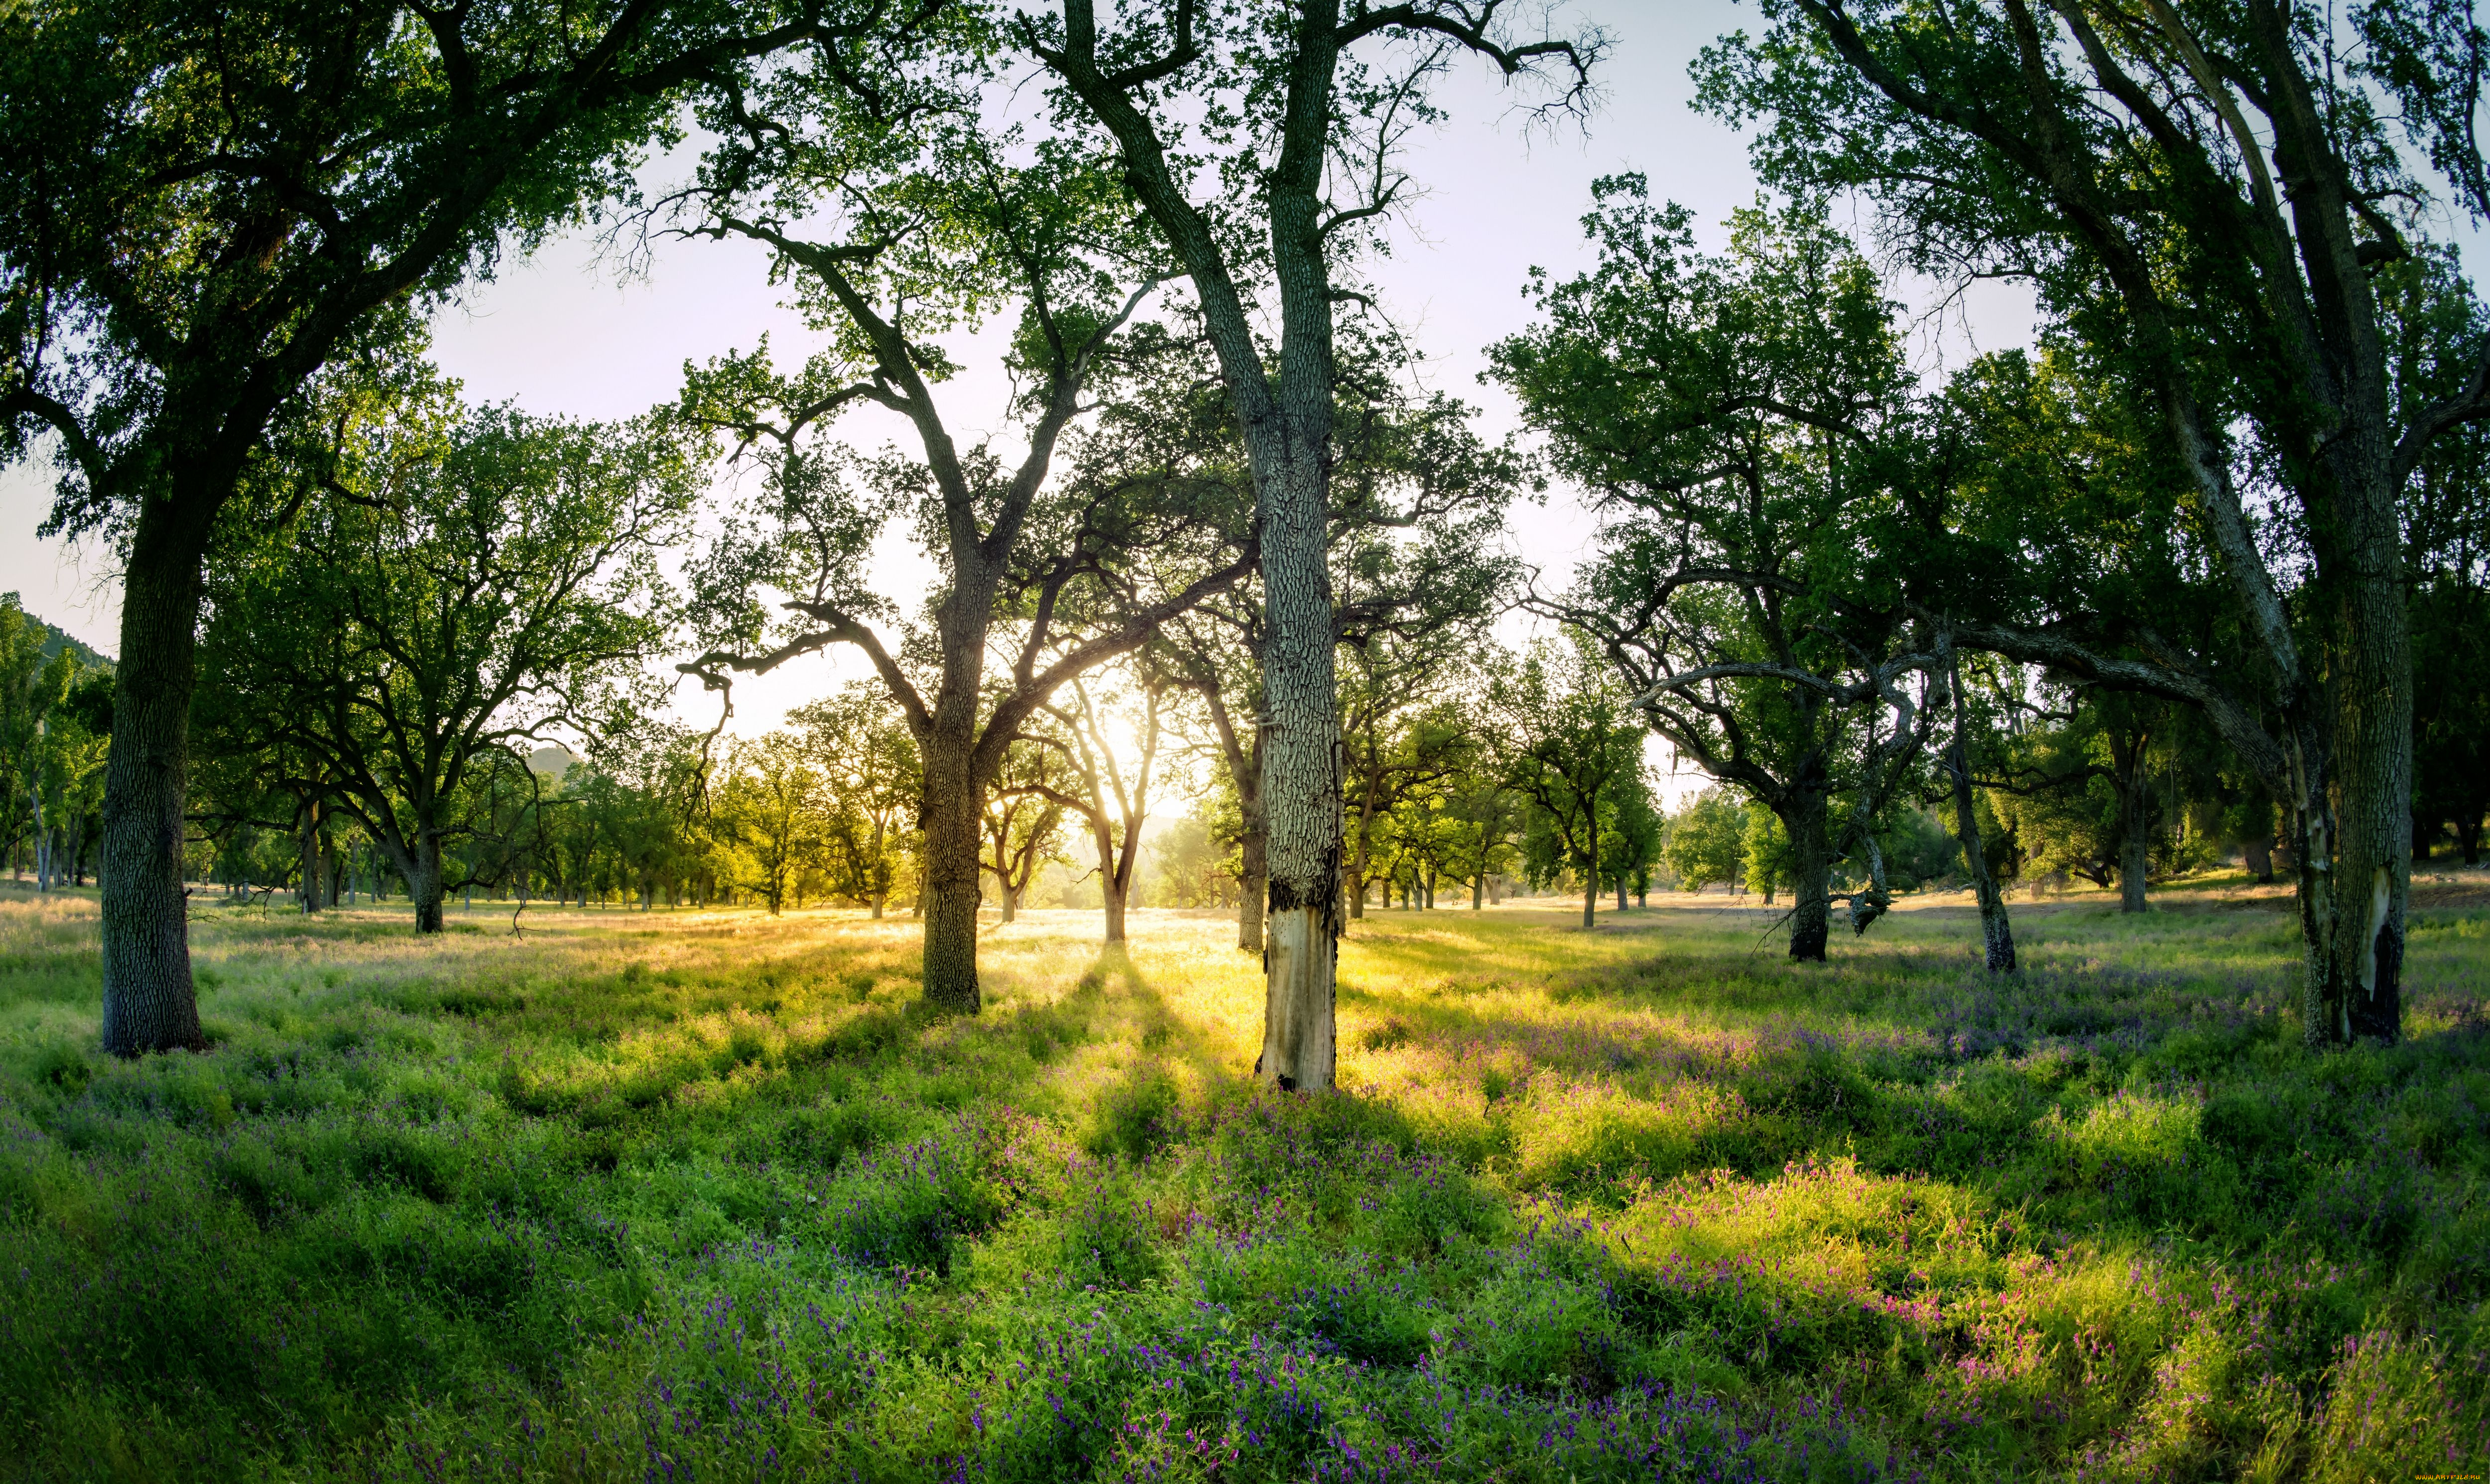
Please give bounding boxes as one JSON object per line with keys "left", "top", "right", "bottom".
{"left": 0, "top": 0, "right": 2087, "bottom": 810}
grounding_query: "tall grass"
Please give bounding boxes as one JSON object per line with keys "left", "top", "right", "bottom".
{"left": 0, "top": 885, "right": 2481, "bottom": 1480}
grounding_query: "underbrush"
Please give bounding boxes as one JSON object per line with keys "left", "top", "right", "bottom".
{"left": 0, "top": 889, "right": 2482, "bottom": 1481}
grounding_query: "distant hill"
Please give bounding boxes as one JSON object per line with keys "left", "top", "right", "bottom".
{"left": 3, "top": 595, "right": 113, "bottom": 671}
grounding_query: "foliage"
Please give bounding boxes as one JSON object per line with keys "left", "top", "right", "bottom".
{"left": 195, "top": 397, "right": 700, "bottom": 927}
{"left": 1665, "top": 789, "right": 1747, "bottom": 894}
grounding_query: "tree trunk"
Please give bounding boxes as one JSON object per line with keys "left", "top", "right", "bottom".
{"left": 1616, "top": 876, "right": 1626, "bottom": 912}
{"left": 1102, "top": 871, "right": 1126, "bottom": 943}
{"left": 99, "top": 506, "right": 211, "bottom": 1056}
{"left": 870, "top": 818, "right": 887, "bottom": 919}
{"left": 2458, "top": 813, "right": 2482, "bottom": 866}
{"left": 1471, "top": 873, "right": 1483, "bottom": 909}
{"left": 996, "top": 878, "right": 1018, "bottom": 924}
{"left": 2119, "top": 771, "right": 2152, "bottom": 914}
{"left": 1786, "top": 790, "right": 1832, "bottom": 962}
{"left": 2243, "top": 830, "right": 2274, "bottom": 883}
{"left": 1254, "top": 440, "right": 1341, "bottom": 1094}
{"left": 299, "top": 799, "right": 327, "bottom": 914}
{"left": 919, "top": 728, "right": 982, "bottom": 1014}
{"left": 1941, "top": 634, "right": 2015, "bottom": 973}
{"left": 408, "top": 836, "right": 446, "bottom": 934}
{"left": 2331, "top": 563, "right": 2410, "bottom": 1043}
{"left": 1346, "top": 789, "right": 1372, "bottom": 920}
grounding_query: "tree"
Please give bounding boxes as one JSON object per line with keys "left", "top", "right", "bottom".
{"left": 1161, "top": 342, "right": 1516, "bottom": 952}
{"left": 197, "top": 400, "right": 698, "bottom": 934}
{"left": 981, "top": 741, "right": 1071, "bottom": 925}
{"left": 1022, "top": 0, "right": 1595, "bottom": 1091}
{"left": 1151, "top": 812, "right": 1238, "bottom": 907}
{"left": 1441, "top": 769, "right": 1523, "bottom": 909}
{"left": 0, "top": 600, "right": 60, "bottom": 875}
{"left": 791, "top": 684, "right": 919, "bottom": 917}
{"left": 714, "top": 733, "right": 826, "bottom": 915}
{"left": 672, "top": 66, "right": 1253, "bottom": 1013}
{"left": 1495, "top": 189, "right": 1935, "bottom": 958}
{"left": 1696, "top": 0, "right": 2490, "bottom": 1042}
{"left": 1037, "top": 666, "right": 1177, "bottom": 944}
{"left": 0, "top": 0, "right": 915, "bottom": 1054}
{"left": 1665, "top": 787, "right": 1748, "bottom": 893}
{"left": 1494, "top": 639, "right": 1642, "bottom": 929}
{"left": 1934, "top": 628, "right": 2016, "bottom": 972}
{"left": 583, "top": 725, "right": 710, "bottom": 910}
{"left": 1340, "top": 646, "right": 1477, "bottom": 921}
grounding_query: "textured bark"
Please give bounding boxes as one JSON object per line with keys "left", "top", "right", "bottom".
{"left": 2243, "top": 831, "right": 2274, "bottom": 882}
{"left": 1786, "top": 791, "right": 1832, "bottom": 963}
{"left": 2331, "top": 547, "right": 2410, "bottom": 1043}
{"left": 1254, "top": 439, "right": 1342, "bottom": 1091}
{"left": 299, "top": 799, "right": 328, "bottom": 914}
{"left": 1614, "top": 877, "right": 1626, "bottom": 913}
{"left": 98, "top": 504, "right": 210, "bottom": 1057}
{"left": 1471, "top": 875, "right": 1484, "bottom": 909}
{"left": 919, "top": 722, "right": 982, "bottom": 1013}
{"left": 2119, "top": 797, "right": 2152, "bottom": 914}
{"left": 402, "top": 835, "right": 446, "bottom": 935}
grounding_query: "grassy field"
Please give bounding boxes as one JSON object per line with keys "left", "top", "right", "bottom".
{"left": 0, "top": 881, "right": 2484, "bottom": 1482}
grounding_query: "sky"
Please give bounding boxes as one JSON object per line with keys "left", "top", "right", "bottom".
{"left": 0, "top": 0, "right": 2058, "bottom": 806}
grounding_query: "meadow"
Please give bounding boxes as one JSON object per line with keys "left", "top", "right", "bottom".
{"left": 0, "top": 881, "right": 2483, "bottom": 1482}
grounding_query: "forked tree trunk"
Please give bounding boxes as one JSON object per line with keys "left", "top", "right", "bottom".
{"left": 1786, "top": 790, "right": 1832, "bottom": 962}
{"left": 2119, "top": 771, "right": 2152, "bottom": 914}
{"left": 99, "top": 510, "right": 210, "bottom": 1056}
{"left": 1941, "top": 634, "right": 2016, "bottom": 973}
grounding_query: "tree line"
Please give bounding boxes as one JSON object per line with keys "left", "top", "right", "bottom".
{"left": 4, "top": 0, "right": 2486, "bottom": 1070}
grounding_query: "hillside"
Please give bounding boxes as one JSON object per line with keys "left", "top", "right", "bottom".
{"left": 3, "top": 594, "right": 112, "bottom": 671}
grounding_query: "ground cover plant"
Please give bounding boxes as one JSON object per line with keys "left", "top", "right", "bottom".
{"left": 0, "top": 884, "right": 2483, "bottom": 1482}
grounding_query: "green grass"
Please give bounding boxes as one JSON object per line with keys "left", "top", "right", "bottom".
{"left": 0, "top": 883, "right": 2483, "bottom": 1481}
